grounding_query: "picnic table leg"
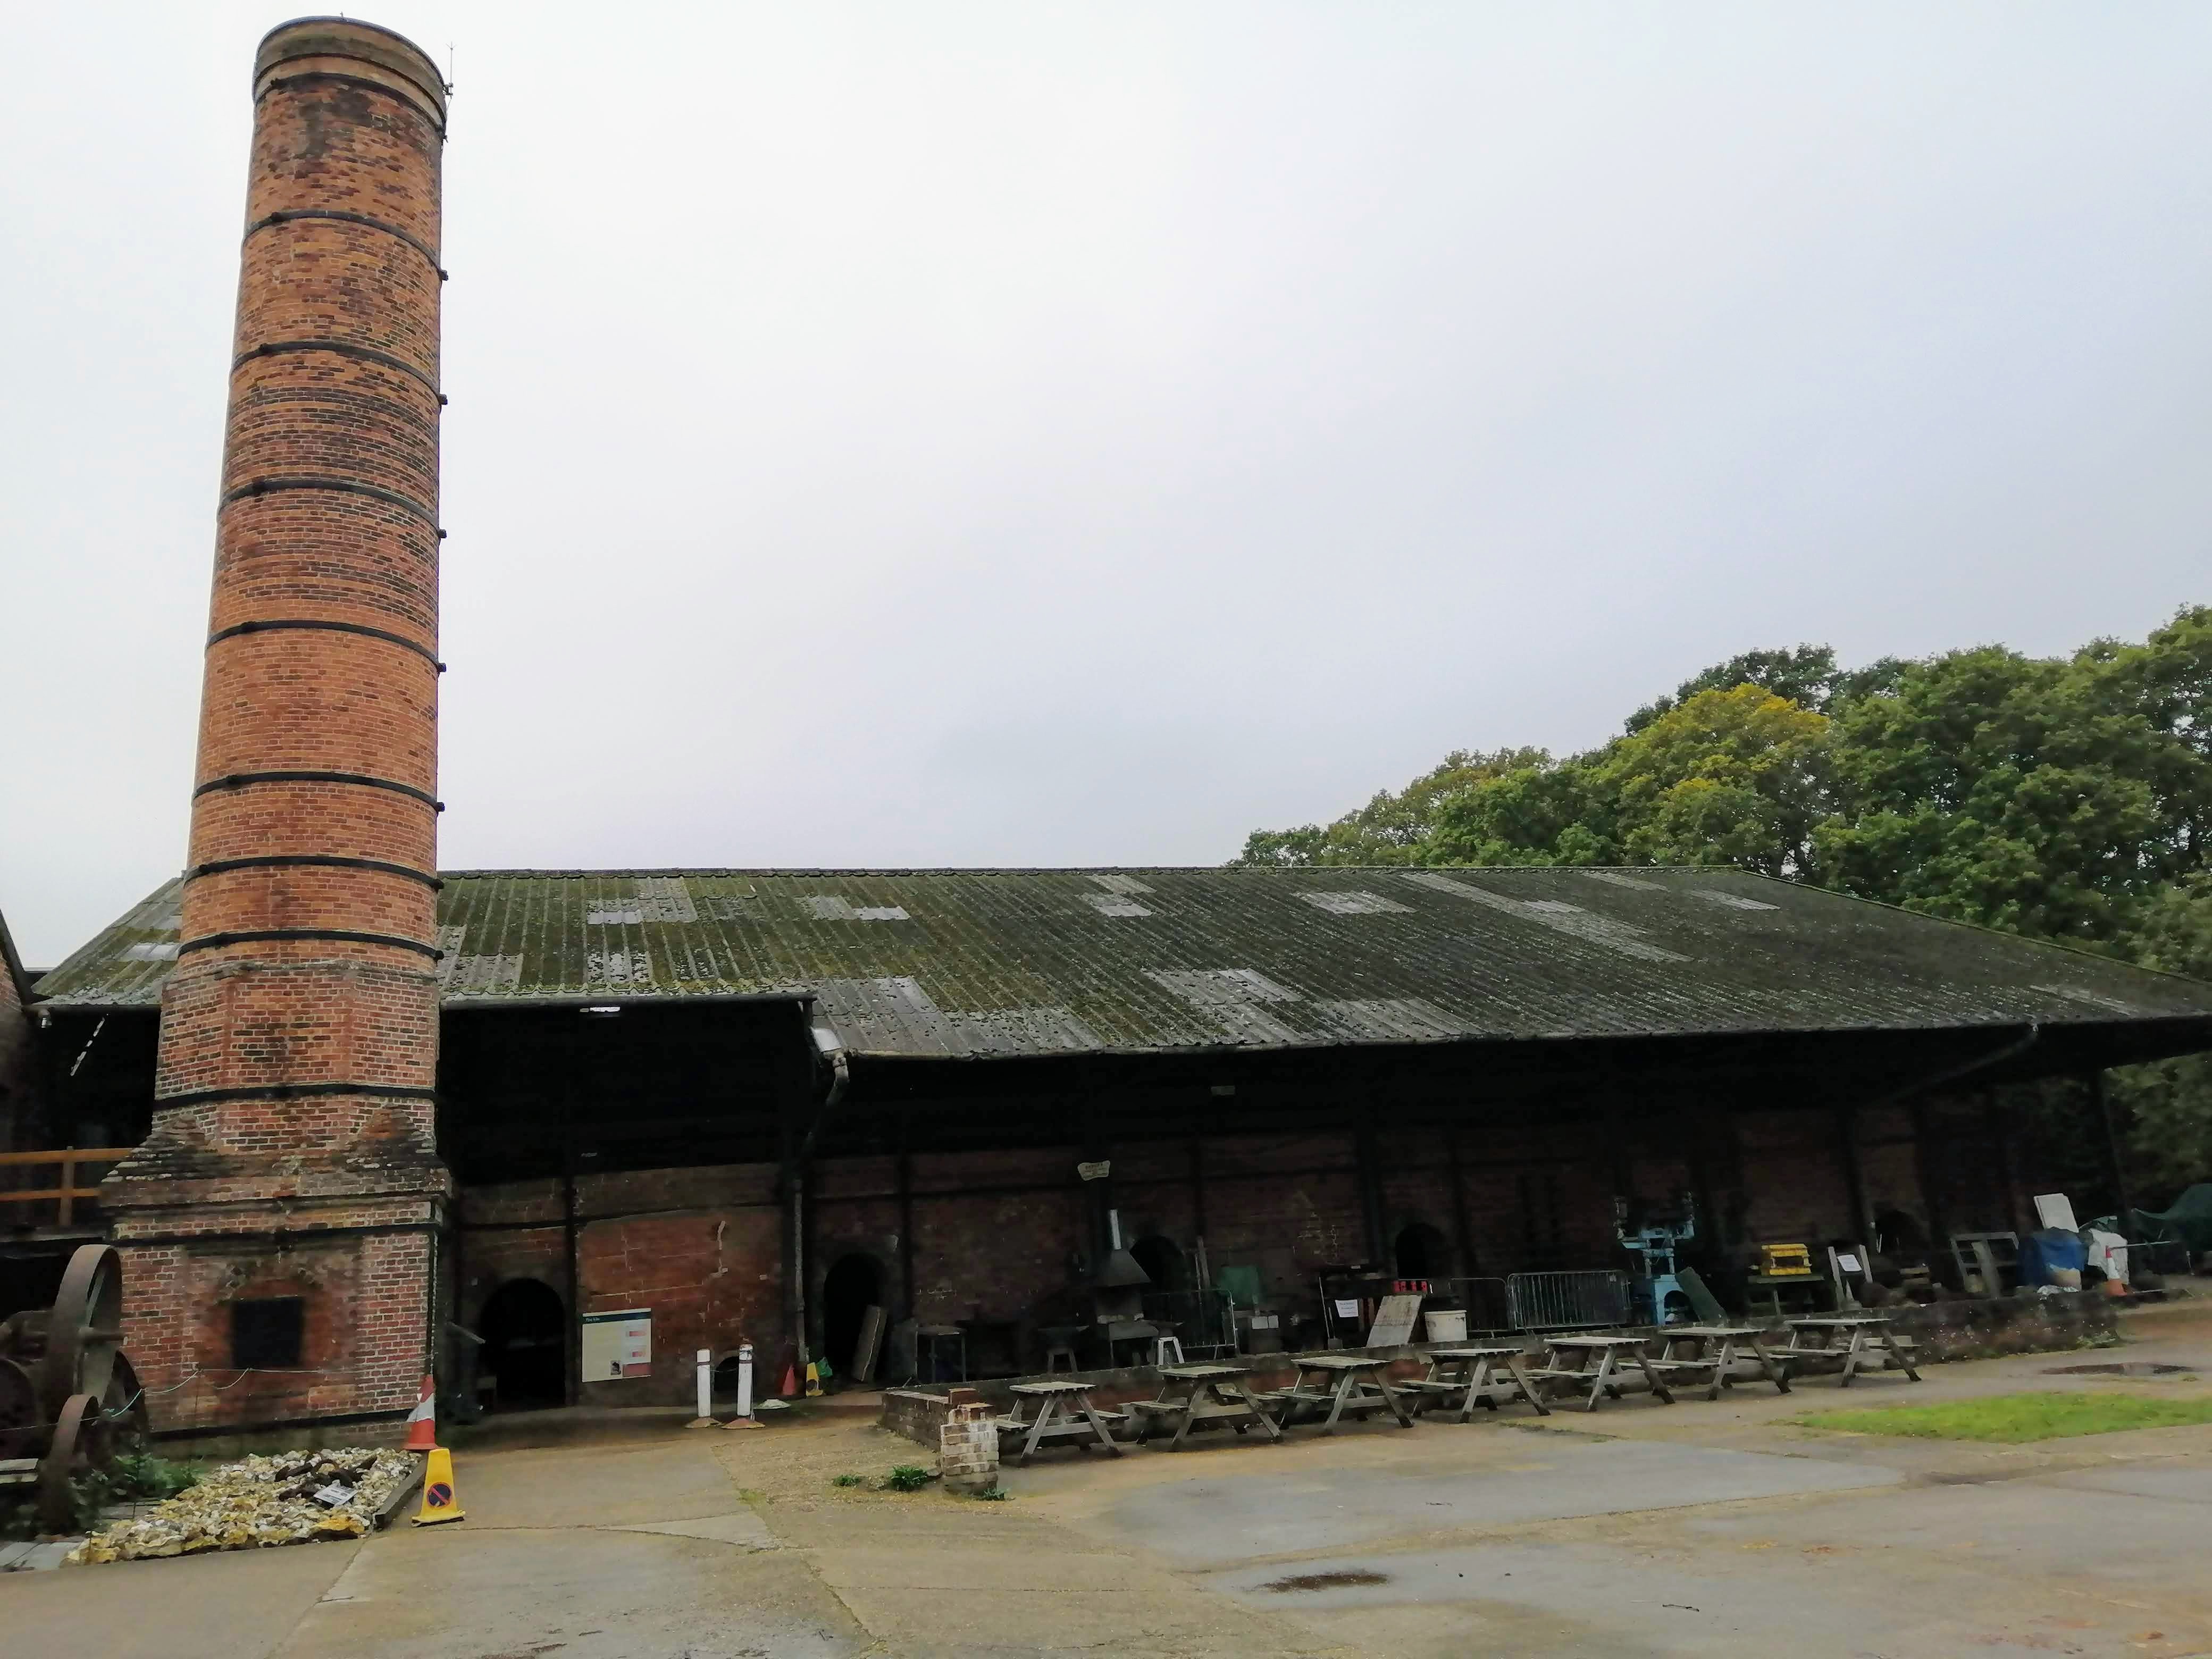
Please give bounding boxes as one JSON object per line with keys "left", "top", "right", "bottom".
{"left": 1375, "top": 1371, "right": 1415, "bottom": 1428}
{"left": 1456, "top": 1360, "right": 1488, "bottom": 1424}
{"left": 1319, "top": 1372, "right": 1357, "bottom": 1435}
{"left": 1077, "top": 1393, "right": 1125, "bottom": 1456}
{"left": 1705, "top": 1338, "right": 1728, "bottom": 1402}
{"left": 1748, "top": 1335, "right": 1790, "bottom": 1394}
{"left": 1582, "top": 1350, "right": 1614, "bottom": 1412}
{"left": 1881, "top": 1326, "right": 1920, "bottom": 1382}
{"left": 1634, "top": 1348, "right": 1675, "bottom": 1405}
{"left": 1019, "top": 1397, "right": 1059, "bottom": 1466}
{"left": 1499, "top": 1353, "right": 1549, "bottom": 1417}
{"left": 1838, "top": 1330, "right": 1865, "bottom": 1388}
{"left": 1167, "top": 1387, "right": 1202, "bottom": 1451}
{"left": 1230, "top": 1380, "right": 1283, "bottom": 1442}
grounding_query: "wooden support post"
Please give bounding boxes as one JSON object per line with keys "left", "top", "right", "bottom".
{"left": 2090, "top": 1070, "right": 2133, "bottom": 1224}
{"left": 897, "top": 1118, "right": 916, "bottom": 1318}
{"left": 1354, "top": 1120, "right": 1386, "bottom": 1265}
{"left": 1834, "top": 1103, "right": 1870, "bottom": 1241}
{"left": 1985, "top": 1089, "right": 2025, "bottom": 1238}
{"left": 1446, "top": 1124, "right": 1476, "bottom": 1276}
{"left": 1907, "top": 1097, "right": 1950, "bottom": 1276}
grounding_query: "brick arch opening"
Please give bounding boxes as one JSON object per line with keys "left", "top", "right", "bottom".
{"left": 478, "top": 1277, "right": 565, "bottom": 1409}
{"left": 1394, "top": 1221, "right": 1452, "bottom": 1280}
{"left": 821, "top": 1253, "right": 885, "bottom": 1378}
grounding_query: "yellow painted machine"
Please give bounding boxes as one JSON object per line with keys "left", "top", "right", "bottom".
{"left": 1757, "top": 1242, "right": 1814, "bottom": 1279}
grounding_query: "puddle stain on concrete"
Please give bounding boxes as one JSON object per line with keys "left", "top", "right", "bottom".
{"left": 1261, "top": 1569, "right": 1392, "bottom": 1593}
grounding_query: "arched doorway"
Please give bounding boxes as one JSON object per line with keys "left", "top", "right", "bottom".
{"left": 821, "top": 1253, "right": 883, "bottom": 1377}
{"left": 1394, "top": 1221, "right": 1451, "bottom": 1281}
{"left": 478, "top": 1278, "right": 566, "bottom": 1409}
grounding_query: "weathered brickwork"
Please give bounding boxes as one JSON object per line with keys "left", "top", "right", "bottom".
{"left": 433, "top": 1091, "right": 2028, "bottom": 1405}
{"left": 106, "top": 19, "right": 451, "bottom": 1433}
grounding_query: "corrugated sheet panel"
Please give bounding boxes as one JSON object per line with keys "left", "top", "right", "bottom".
{"left": 32, "top": 867, "right": 2212, "bottom": 1058}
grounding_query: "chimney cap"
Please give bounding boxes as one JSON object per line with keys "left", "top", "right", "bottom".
{"left": 255, "top": 16, "right": 447, "bottom": 121}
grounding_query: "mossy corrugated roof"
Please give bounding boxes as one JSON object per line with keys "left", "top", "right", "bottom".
{"left": 32, "top": 866, "right": 2212, "bottom": 1059}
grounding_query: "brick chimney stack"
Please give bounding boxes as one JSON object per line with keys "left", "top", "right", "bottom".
{"left": 107, "top": 18, "right": 452, "bottom": 1433}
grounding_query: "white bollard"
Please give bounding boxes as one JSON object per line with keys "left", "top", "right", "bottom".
{"left": 735, "top": 1343, "right": 756, "bottom": 1420}
{"left": 688, "top": 1348, "right": 715, "bottom": 1428}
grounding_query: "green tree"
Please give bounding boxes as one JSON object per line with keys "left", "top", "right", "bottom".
{"left": 1235, "top": 748, "right": 1549, "bottom": 867}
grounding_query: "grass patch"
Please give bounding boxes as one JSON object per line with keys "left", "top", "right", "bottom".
{"left": 1794, "top": 1391, "right": 2212, "bottom": 1444}
{"left": 829, "top": 1473, "right": 866, "bottom": 1489}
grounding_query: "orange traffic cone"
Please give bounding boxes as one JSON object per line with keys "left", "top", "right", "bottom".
{"left": 403, "top": 1373, "right": 438, "bottom": 1452}
{"left": 780, "top": 1362, "right": 798, "bottom": 1398}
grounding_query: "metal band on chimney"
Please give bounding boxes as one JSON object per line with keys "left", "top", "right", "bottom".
{"left": 245, "top": 209, "right": 442, "bottom": 273}
{"left": 207, "top": 619, "right": 442, "bottom": 671}
{"left": 194, "top": 770, "right": 442, "bottom": 810}
{"left": 154, "top": 1080, "right": 442, "bottom": 1109}
{"left": 232, "top": 339, "right": 440, "bottom": 398}
{"left": 176, "top": 928, "right": 443, "bottom": 959}
{"left": 254, "top": 72, "right": 448, "bottom": 136}
{"left": 220, "top": 476, "right": 440, "bottom": 528}
{"left": 187, "top": 854, "right": 443, "bottom": 890}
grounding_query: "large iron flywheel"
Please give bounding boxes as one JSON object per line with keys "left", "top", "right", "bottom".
{"left": 39, "top": 1244, "right": 124, "bottom": 1420}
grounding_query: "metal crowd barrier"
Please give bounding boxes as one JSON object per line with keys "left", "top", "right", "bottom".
{"left": 1506, "top": 1268, "right": 1630, "bottom": 1331}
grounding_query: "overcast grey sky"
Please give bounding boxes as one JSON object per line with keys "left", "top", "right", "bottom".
{"left": 3, "top": 4, "right": 2208, "bottom": 966}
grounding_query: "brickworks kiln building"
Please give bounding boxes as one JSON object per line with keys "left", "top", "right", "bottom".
{"left": 10, "top": 19, "right": 2212, "bottom": 1436}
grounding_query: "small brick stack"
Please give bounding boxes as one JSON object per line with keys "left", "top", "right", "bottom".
{"left": 105, "top": 19, "right": 453, "bottom": 1434}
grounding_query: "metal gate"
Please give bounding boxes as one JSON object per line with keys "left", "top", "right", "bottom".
{"left": 1506, "top": 1269, "right": 1629, "bottom": 1331}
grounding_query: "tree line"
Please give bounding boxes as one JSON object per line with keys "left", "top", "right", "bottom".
{"left": 1235, "top": 606, "right": 2212, "bottom": 1196}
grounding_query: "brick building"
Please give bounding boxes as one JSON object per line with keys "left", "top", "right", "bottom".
{"left": 28, "top": 864, "right": 2212, "bottom": 1428}
{"left": 6, "top": 18, "right": 2212, "bottom": 1437}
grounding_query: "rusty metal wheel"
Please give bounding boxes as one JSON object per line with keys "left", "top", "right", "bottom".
{"left": 40, "top": 1244, "right": 123, "bottom": 1420}
{"left": 36, "top": 1392, "right": 111, "bottom": 1535}
{"left": 102, "top": 1351, "right": 149, "bottom": 1449}
{"left": 0, "top": 1354, "right": 37, "bottom": 1459}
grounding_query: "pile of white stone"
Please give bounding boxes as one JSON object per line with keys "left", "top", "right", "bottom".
{"left": 66, "top": 1447, "right": 417, "bottom": 1564}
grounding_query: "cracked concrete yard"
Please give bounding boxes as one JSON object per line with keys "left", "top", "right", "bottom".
{"left": 7, "top": 1300, "right": 2210, "bottom": 1658}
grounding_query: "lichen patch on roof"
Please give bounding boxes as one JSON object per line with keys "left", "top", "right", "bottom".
{"left": 30, "top": 866, "right": 2212, "bottom": 1060}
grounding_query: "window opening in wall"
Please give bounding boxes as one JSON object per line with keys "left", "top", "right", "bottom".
{"left": 478, "top": 1277, "right": 566, "bottom": 1409}
{"left": 231, "top": 1296, "right": 305, "bottom": 1369}
{"left": 822, "top": 1253, "right": 884, "bottom": 1376}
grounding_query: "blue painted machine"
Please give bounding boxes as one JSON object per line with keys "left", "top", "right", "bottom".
{"left": 1615, "top": 1194, "right": 1697, "bottom": 1326}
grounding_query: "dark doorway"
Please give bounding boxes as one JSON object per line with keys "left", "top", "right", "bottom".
{"left": 1130, "top": 1235, "right": 1187, "bottom": 1292}
{"left": 822, "top": 1253, "right": 883, "bottom": 1376}
{"left": 479, "top": 1278, "right": 566, "bottom": 1409}
{"left": 1394, "top": 1222, "right": 1451, "bottom": 1280}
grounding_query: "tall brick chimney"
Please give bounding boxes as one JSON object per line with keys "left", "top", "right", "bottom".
{"left": 107, "top": 18, "right": 451, "bottom": 1433}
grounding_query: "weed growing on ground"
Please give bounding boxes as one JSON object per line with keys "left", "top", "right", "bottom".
{"left": 1793, "top": 1391, "right": 2212, "bottom": 1443}
{"left": 971, "top": 1486, "right": 1010, "bottom": 1501}
{"left": 830, "top": 1473, "right": 866, "bottom": 1488}
{"left": 879, "top": 1465, "right": 933, "bottom": 1492}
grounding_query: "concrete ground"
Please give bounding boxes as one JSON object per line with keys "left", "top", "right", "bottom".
{"left": 5, "top": 1298, "right": 2209, "bottom": 1658}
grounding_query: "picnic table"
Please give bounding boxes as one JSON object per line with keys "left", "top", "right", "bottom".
{"left": 1255, "top": 1353, "right": 1417, "bottom": 1434}
{"left": 1127, "top": 1362, "right": 1283, "bottom": 1452}
{"left": 1778, "top": 1314, "right": 1921, "bottom": 1387}
{"left": 1648, "top": 1325, "right": 1791, "bottom": 1401}
{"left": 1398, "top": 1344, "right": 1550, "bottom": 1423}
{"left": 996, "top": 1379, "right": 1127, "bottom": 1465}
{"left": 1522, "top": 1334, "right": 1676, "bottom": 1412}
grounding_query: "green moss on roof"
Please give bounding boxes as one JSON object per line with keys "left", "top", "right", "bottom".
{"left": 32, "top": 867, "right": 2212, "bottom": 1058}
